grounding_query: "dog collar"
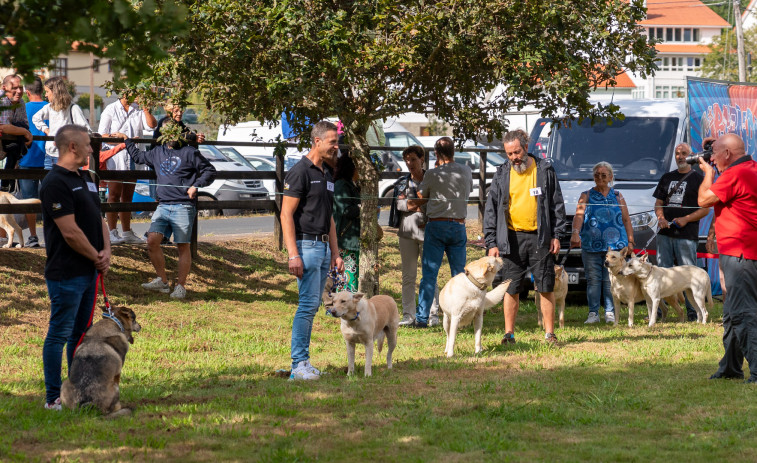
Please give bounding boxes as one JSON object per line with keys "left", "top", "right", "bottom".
{"left": 465, "top": 271, "right": 488, "bottom": 290}
{"left": 102, "top": 312, "right": 124, "bottom": 333}
{"left": 349, "top": 312, "right": 360, "bottom": 321}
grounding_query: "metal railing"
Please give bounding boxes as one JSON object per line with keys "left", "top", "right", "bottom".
{"left": 0, "top": 135, "right": 505, "bottom": 255}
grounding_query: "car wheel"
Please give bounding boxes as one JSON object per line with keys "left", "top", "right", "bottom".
{"left": 197, "top": 195, "right": 220, "bottom": 218}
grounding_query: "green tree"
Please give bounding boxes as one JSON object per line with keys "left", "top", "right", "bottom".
{"left": 709, "top": 0, "right": 749, "bottom": 25}
{"left": 701, "top": 26, "right": 757, "bottom": 82}
{"left": 76, "top": 93, "right": 104, "bottom": 110}
{"left": 1, "top": 0, "right": 188, "bottom": 80}
{"left": 135, "top": 0, "right": 656, "bottom": 295}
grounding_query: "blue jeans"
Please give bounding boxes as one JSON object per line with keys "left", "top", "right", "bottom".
{"left": 656, "top": 234, "right": 698, "bottom": 316}
{"left": 582, "top": 250, "right": 614, "bottom": 314}
{"left": 417, "top": 221, "right": 467, "bottom": 324}
{"left": 291, "top": 240, "right": 331, "bottom": 369}
{"left": 18, "top": 167, "right": 41, "bottom": 199}
{"left": 43, "top": 271, "right": 98, "bottom": 403}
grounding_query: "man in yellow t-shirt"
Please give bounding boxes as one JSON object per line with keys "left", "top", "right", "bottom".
{"left": 483, "top": 129, "right": 568, "bottom": 345}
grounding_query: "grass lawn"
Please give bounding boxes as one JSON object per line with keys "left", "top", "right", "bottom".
{"left": 1, "top": 228, "right": 755, "bottom": 462}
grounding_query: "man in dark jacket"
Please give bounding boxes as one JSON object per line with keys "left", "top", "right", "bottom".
{"left": 124, "top": 129, "right": 216, "bottom": 299}
{"left": 484, "top": 129, "right": 567, "bottom": 345}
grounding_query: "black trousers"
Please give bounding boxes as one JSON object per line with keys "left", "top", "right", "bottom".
{"left": 713, "top": 254, "right": 757, "bottom": 380}
{"left": 0, "top": 151, "right": 19, "bottom": 192}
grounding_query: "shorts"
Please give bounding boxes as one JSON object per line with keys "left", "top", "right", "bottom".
{"left": 499, "top": 230, "right": 555, "bottom": 294}
{"left": 18, "top": 167, "right": 40, "bottom": 199}
{"left": 105, "top": 149, "right": 131, "bottom": 171}
{"left": 148, "top": 203, "right": 196, "bottom": 244}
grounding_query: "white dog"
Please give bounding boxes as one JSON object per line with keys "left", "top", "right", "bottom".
{"left": 604, "top": 248, "right": 684, "bottom": 327}
{"left": 328, "top": 292, "right": 399, "bottom": 376}
{"left": 536, "top": 265, "right": 568, "bottom": 328}
{"left": 438, "top": 256, "right": 511, "bottom": 357}
{"left": 620, "top": 253, "right": 713, "bottom": 327}
{"left": 0, "top": 191, "right": 40, "bottom": 248}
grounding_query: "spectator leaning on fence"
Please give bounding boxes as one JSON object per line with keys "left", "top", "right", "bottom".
{"left": 153, "top": 103, "right": 205, "bottom": 145}
{"left": 17, "top": 77, "right": 48, "bottom": 248}
{"left": 388, "top": 145, "right": 441, "bottom": 327}
{"left": 697, "top": 133, "right": 757, "bottom": 382}
{"left": 98, "top": 91, "right": 158, "bottom": 245}
{"left": 39, "top": 125, "right": 111, "bottom": 411}
{"left": 32, "top": 77, "right": 91, "bottom": 169}
{"left": 1, "top": 74, "right": 32, "bottom": 194}
{"left": 122, "top": 122, "right": 216, "bottom": 300}
{"left": 411, "top": 136, "right": 471, "bottom": 328}
{"left": 484, "top": 129, "right": 567, "bottom": 345}
{"left": 571, "top": 161, "right": 633, "bottom": 325}
{"left": 281, "top": 121, "right": 344, "bottom": 381}
{"left": 653, "top": 142, "right": 710, "bottom": 322}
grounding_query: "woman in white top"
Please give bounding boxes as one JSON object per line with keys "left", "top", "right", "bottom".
{"left": 32, "top": 77, "right": 91, "bottom": 169}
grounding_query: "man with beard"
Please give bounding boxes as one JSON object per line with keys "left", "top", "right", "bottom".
{"left": 484, "top": 129, "right": 567, "bottom": 345}
{"left": 653, "top": 142, "right": 710, "bottom": 321}
{"left": 281, "top": 121, "right": 344, "bottom": 380}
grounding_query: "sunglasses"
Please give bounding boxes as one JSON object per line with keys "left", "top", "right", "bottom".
{"left": 593, "top": 173, "right": 610, "bottom": 179}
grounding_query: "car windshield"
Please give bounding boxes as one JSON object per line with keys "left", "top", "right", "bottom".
{"left": 198, "top": 145, "right": 228, "bottom": 162}
{"left": 529, "top": 116, "right": 679, "bottom": 181}
{"left": 218, "top": 147, "right": 256, "bottom": 169}
{"left": 248, "top": 157, "right": 275, "bottom": 171}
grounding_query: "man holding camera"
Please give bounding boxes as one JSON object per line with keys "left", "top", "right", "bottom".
{"left": 652, "top": 142, "right": 710, "bottom": 321}
{"left": 698, "top": 133, "right": 757, "bottom": 382}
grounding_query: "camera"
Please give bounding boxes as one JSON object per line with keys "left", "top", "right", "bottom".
{"left": 685, "top": 140, "right": 713, "bottom": 165}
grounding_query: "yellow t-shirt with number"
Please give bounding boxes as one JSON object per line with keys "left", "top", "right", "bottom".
{"left": 508, "top": 162, "right": 538, "bottom": 231}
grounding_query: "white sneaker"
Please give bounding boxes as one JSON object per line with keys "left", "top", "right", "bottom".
{"left": 121, "top": 229, "right": 145, "bottom": 244}
{"left": 142, "top": 277, "right": 170, "bottom": 293}
{"left": 428, "top": 314, "right": 441, "bottom": 327}
{"left": 605, "top": 311, "right": 616, "bottom": 324}
{"left": 109, "top": 229, "right": 124, "bottom": 245}
{"left": 289, "top": 360, "right": 320, "bottom": 381}
{"left": 584, "top": 312, "right": 600, "bottom": 324}
{"left": 398, "top": 314, "right": 415, "bottom": 326}
{"left": 44, "top": 398, "right": 62, "bottom": 411}
{"left": 303, "top": 360, "right": 321, "bottom": 375}
{"left": 170, "top": 284, "right": 187, "bottom": 299}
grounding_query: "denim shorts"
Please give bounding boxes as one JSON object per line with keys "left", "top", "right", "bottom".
{"left": 149, "top": 203, "right": 196, "bottom": 243}
{"left": 18, "top": 167, "right": 40, "bottom": 199}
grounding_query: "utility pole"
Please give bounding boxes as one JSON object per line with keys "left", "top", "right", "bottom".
{"left": 735, "top": 0, "right": 748, "bottom": 81}
{"left": 89, "top": 52, "right": 96, "bottom": 127}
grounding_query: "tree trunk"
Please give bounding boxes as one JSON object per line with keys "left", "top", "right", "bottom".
{"left": 346, "top": 128, "right": 381, "bottom": 298}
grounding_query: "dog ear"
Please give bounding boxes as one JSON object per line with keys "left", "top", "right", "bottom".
{"left": 352, "top": 293, "right": 365, "bottom": 302}
{"left": 640, "top": 253, "right": 649, "bottom": 263}
{"left": 620, "top": 247, "right": 629, "bottom": 257}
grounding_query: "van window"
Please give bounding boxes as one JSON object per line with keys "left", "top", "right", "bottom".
{"left": 529, "top": 117, "right": 679, "bottom": 181}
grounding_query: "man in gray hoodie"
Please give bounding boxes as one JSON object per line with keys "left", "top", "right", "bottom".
{"left": 484, "top": 129, "right": 567, "bottom": 345}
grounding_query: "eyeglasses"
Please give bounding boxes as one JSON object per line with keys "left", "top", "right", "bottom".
{"left": 593, "top": 173, "right": 610, "bottom": 179}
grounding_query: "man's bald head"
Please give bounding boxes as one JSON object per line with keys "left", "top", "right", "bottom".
{"left": 719, "top": 133, "right": 745, "bottom": 155}
{"left": 711, "top": 133, "right": 747, "bottom": 171}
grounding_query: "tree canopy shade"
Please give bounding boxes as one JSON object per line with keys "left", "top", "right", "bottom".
{"left": 1, "top": 0, "right": 188, "bottom": 80}
{"left": 140, "top": 0, "right": 657, "bottom": 294}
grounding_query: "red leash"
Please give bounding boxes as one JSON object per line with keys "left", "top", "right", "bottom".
{"left": 73, "top": 273, "right": 110, "bottom": 355}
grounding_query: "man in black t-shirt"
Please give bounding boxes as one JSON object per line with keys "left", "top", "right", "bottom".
{"left": 40, "top": 125, "right": 111, "bottom": 410}
{"left": 281, "top": 121, "right": 344, "bottom": 381}
{"left": 653, "top": 142, "right": 711, "bottom": 321}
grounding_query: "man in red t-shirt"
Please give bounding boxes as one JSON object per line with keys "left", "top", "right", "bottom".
{"left": 698, "top": 133, "right": 757, "bottom": 382}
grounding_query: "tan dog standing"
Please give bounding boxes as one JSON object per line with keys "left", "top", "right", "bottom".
{"left": 328, "top": 292, "right": 399, "bottom": 377}
{"left": 536, "top": 265, "right": 568, "bottom": 328}
{"left": 61, "top": 306, "right": 141, "bottom": 418}
{"left": 620, "top": 253, "right": 713, "bottom": 327}
{"left": 438, "top": 256, "right": 511, "bottom": 357}
{"left": 0, "top": 191, "right": 40, "bottom": 248}
{"left": 605, "top": 248, "right": 685, "bottom": 327}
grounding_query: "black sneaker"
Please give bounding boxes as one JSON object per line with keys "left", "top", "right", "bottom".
{"left": 25, "top": 235, "right": 40, "bottom": 248}
{"left": 411, "top": 321, "right": 428, "bottom": 329}
{"left": 501, "top": 332, "right": 516, "bottom": 345}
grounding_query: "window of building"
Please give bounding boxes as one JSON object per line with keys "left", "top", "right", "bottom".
{"left": 49, "top": 58, "right": 68, "bottom": 78}
{"left": 693, "top": 29, "right": 700, "bottom": 41}
{"left": 675, "top": 28, "right": 682, "bottom": 41}
{"left": 658, "top": 56, "right": 701, "bottom": 72}
{"left": 92, "top": 59, "right": 100, "bottom": 73}
{"left": 684, "top": 28, "right": 692, "bottom": 41}
{"left": 686, "top": 57, "right": 702, "bottom": 71}
{"left": 650, "top": 27, "right": 701, "bottom": 43}
{"left": 655, "top": 85, "right": 686, "bottom": 99}
{"left": 666, "top": 28, "right": 673, "bottom": 41}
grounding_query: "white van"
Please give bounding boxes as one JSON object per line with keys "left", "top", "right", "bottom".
{"left": 528, "top": 99, "right": 690, "bottom": 285}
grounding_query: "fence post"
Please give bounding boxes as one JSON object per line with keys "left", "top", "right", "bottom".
{"left": 274, "top": 153, "right": 285, "bottom": 250}
{"left": 479, "top": 151, "right": 487, "bottom": 223}
{"left": 191, "top": 213, "right": 198, "bottom": 258}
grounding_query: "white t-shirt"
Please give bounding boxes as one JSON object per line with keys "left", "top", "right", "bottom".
{"left": 98, "top": 101, "right": 155, "bottom": 170}
{"left": 32, "top": 103, "right": 91, "bottom": 158}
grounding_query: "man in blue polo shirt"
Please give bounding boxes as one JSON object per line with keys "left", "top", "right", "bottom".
{"left": 40, "top": 125, "right": 111, "bottom": 410}
{"left": 281, "top": 121, "right": 344, "bottom": 381}
{"left": 19, "top": 77, "right": 48, "bottom": 247}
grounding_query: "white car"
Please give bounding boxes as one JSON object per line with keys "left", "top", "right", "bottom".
{"left": 240, "top": 154, "right": 277, "bottom": 201}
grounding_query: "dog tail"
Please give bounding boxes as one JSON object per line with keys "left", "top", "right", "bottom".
{"left": 484, "top": 279, "right": 511, "bottom": 310}
{"left": 376, "top": 331, "right": 385, "bottom": 353}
